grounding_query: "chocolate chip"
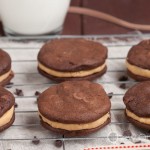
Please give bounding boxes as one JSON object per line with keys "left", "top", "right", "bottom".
{"left": 14, "top": 89, "right": 24, "bottom": 96}
{"left": 135, "top": 140, "right": 141, "bottom": 144}
{"left": 32, "top": 136, "right": 40, "bottom": 145}
{"left": 55, "top": 140, "right": 63, "bottom": 148}
{"left": 123, "top": 130, "right": 132, "bottom": 137}
{"left": 119, "top": 83, "right": 126, "bottom": 89}
{"left": 15, "top": 102, "right": 18, "bottom": 108}
{"left": 35, "top": 91, "right": 41, "bottom": 96}
{"left": 119, "top": 76, "right": 128, "bottom": 81}
{"left": 120, "top": 142, "right": 125, "bottom": 144}
{"left": 107, "top": 92, "right": 113, "bottom": 99}
{"left": 147, "top": 130, "right": 150, "bottom": 134}
{"left": 7, "top": 82, "right": 14, "bottom": 85}
{"left": 6, "top": 82, "right": 14, "bottom": 88}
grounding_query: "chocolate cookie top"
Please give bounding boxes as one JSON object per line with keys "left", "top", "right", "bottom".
{"left": 123, "top": 81, "right": 150, "bottom": 117}
{"left": 0, "top": 87, "right": 15, "bottom": 117}
{"left": 38, "top": 81, "right": 111, "bottom": 124}
{"left": 0, "top": 49, "right": 11, "bottom": 75}
{"left": 127, "top": 40, "right": 150, "bottom": 69}
{"left": 38, "top": 39, "right": 107, "bottom": 72}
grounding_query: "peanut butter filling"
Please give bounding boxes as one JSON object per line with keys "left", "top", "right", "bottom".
{"left": 126, "top": 109, "right": 150, "bottom": 125}
{"left": 126, "top": 61, "right": 150, "bottom": 78}
{"left": 38, "top": 62, "right": 106, "bottom": 77}
{"left": 39, "top": 112, "right": 110, "bottom": 131}
{"left": 0, "top": 70, "right": 12, "bottom": 82}
{"left": 0, "top": 106, "right": 14, "bottom": 127}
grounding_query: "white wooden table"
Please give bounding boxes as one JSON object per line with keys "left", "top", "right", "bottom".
{"left": 0, "top": 34, "right": 150, "bottom": 150}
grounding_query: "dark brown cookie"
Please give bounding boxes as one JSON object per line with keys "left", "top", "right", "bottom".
{"left": 38, "top": 39, "right": 107, "bottom": 81}
{"left": 127, "top": 40, "right": 150, "bottom": 69}
{"left": 41, "top": 117, "right": 110, "bottom": 137}
{"left": 127, "top": 70, "right": 150, "bottom": 81}
{"left": 126, "top": 40, "right": 150, "bottom": 81}
{"left": 0, "top": 49, "right": 11, "bottom": 75}
{"left": 0, "top": 71, "right": 14, "bottom": 86}
{"left": 38, "top": 66, "right": 107, "bottom": 82}
{"left": 0, "top": 49, "right": 14, "bottom": 85}
{"left": 0, "top": 113, "right": 15, "bottom": 132}
{"left": 125, "top": 112, "right": 150, "bottom": 130}
{"left": 0, "top": 87, "right": 15, "bottom": 132}
{"left": 123, "top": 81, "right": 150, "bottom": 130}
{"left": 38, "top": 80, "right": 111, "bottom": 136}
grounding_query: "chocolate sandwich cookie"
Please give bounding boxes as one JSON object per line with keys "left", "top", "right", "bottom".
{"left": 38, "top": 39, "right": 107, "bottom": 82}
{"left": 126, "top": 40, "right": 150, "bottom": 81}
{"left": 0, "top": 87, "right": 15, "bottom": 132}
{"left": 123, "top": 81, "right": 150, "bottom": 130}
{"left": 0, "top": 49, "right": 14, "bottom": 86}
{"left": 38, "top": 80, "right": 111, "bottom": 136}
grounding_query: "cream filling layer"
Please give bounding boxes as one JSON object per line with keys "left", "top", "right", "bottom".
{"left": 38, "top": 62, "right": 106, "bottom": 77}
{"left": 0, "top": 70, "right": 11, "bottom": 82}
{"left": 0, "top": 106, "right": 14, "bottom": 127}
{"left": 126, "top": 61, "right": 150, "bottom": 78}
{"left": 126, "top": 109, "right": 150, "bottom": 125}
{"left": 39, "top": 112, "right": 110, "bottom": 131}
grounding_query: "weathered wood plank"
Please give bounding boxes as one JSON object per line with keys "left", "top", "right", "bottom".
{"left": 10, "top": 71, "right": 132, "bottom": 85}
{"left": 0, "top": 140, "right": 63, "bottom": 150}
{"left": 0, "top": 36, "right": 149, "bottom": 149}
{"left": 11, "top": 59, "right": 127, "bottom": 73}
{"left": 3, "top": 45, "right": 131, "bottom": 61}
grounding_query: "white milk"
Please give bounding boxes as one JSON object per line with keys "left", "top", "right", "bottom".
{"left": 0, "top": 0, "right": 70, "bottom": 35}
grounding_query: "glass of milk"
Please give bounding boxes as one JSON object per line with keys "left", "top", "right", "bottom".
{"left": 0, "top": 0, "right": 71, "bottom": 36}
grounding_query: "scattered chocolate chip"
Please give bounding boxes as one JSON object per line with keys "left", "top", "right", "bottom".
{"left": 32, "top": 136, "right": 40, "bottom": 145}
{"left": 7, "top": 82, "right": 14, "bottom": 86}
{"left": 6, "top": 82, "right": 14, "bottom": 88}
{"left": 123, "top": 130, "right": 132, "bottom": 137}
{"left": 147, "top": 130, "right": 150, "bottom": 134}
{"left": 119, "top": 76, "right": 128, "bottom": 81}
{"left": 55, "top": 140, "right": 63, "bottom": 148}
{"left": 107, "top": 92, "right": 113, "bottom": 99}
{"left": 135, "top": 140, "right": 141, "bottom": 144}
{"left": 120, "top": 142, "right": 125, "bottom": 144}
{"left": 119, "top": 83, "right": 127, "bottom": 89}
{"left": 15, "top": 102, "right": 18, "bottom": 108}
{"left": 35, "top": 91, "right": 41, "bottom": 96}
{"left": 14, "top": 89, "right": 24, "bottom": 96}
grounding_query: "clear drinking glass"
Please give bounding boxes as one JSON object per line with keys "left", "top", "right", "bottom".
{"left": 0, "top": 0, "right": 71, "bottom": 36}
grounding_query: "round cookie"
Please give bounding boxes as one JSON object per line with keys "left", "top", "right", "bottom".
{"left": 38, "top": 80, "right": 111, "bottom": 136}
{"left": 0, "top": 87, "right": 15, "bottom": 132}
{"left": 126, "top": 39, "right": 150, "bottom": 81}
{"left": 38, "top": 39, "right": 107, "bottom": 82}
{"left": 123, "top": 81, "right": 150, "bottom": 130}
{"left": 0, "top": 49, "right": 14, "bottom": 86}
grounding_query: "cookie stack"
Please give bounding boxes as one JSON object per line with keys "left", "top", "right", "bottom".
{"left": 37, "top": 39, "right": 111, "bottom": 136}
{"left": 0, "top": 49, "right": 15, "bottom": 131}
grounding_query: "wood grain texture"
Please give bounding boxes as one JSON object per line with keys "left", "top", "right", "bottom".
{"left": 82, "top": 0, "right": 150, "bottom": 34}
{"left": 62, "top": 0, "right": 82, "bottom": 35}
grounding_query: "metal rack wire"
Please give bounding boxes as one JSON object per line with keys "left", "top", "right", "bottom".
{"left": 0, "top": 34, "right": 150, "bottom": 150}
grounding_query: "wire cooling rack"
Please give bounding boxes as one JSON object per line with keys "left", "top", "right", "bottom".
{"left": 0, "top": 34, "right": 150, "bottom": 150}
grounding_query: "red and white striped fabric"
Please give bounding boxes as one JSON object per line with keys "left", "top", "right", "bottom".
{"left": 84, "top": 144, "right": 150, "bottom": 150}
